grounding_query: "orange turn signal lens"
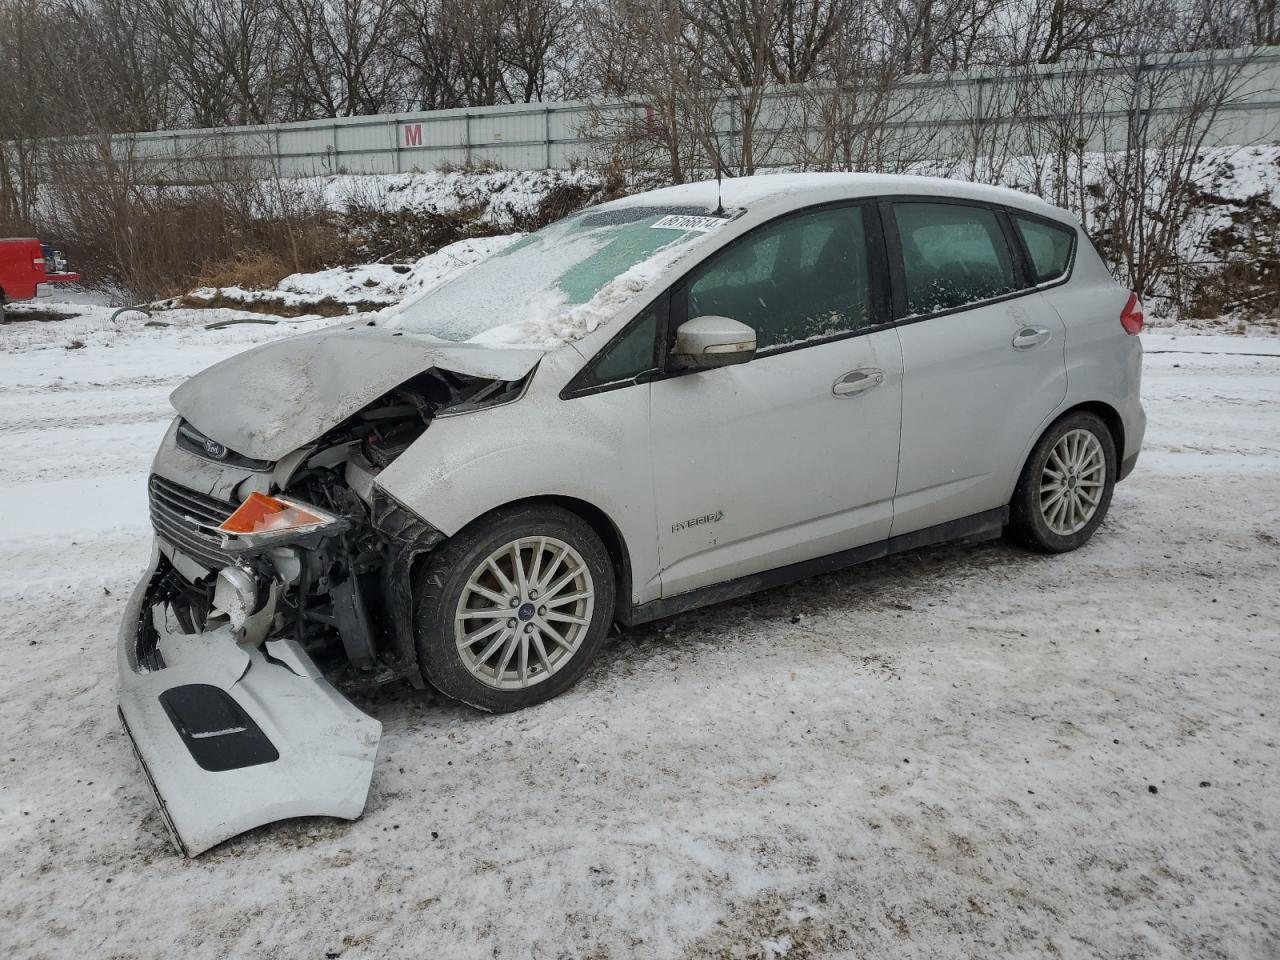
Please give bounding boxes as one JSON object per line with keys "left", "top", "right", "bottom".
{"left": 218, "top": 491, "right": 328, "bottom": 536}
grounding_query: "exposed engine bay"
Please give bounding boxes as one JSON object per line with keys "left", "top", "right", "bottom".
{"left": 147, "top": 366, "right": 528, "bottom": 688}
{"left": 118, "top": 328, "right": 542, "bottom": 857}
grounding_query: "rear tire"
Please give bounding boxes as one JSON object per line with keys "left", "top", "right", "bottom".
{"left": 1007, "top": 411, "right": 1116, "bottom": 553}
{"left": 413, "top": 503, "right": 616, "bottom": 713}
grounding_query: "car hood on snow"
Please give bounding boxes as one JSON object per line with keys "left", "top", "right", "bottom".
{"left": 170, "top": 326, "right": 544, "bottom": 461}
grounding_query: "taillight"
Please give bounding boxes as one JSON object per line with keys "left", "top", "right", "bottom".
{"left": 1120, "top": 292, "right": 1144, "bottom": 335}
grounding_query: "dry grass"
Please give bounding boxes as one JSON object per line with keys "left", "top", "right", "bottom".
{"left": 196, "top": 250, "right": 295, "bottom": 291}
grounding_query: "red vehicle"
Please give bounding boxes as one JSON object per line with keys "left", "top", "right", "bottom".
{"left": 0, "top": 238, "right": 82, "bottom": 320}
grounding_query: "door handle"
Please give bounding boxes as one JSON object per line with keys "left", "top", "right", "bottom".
{"left": 1012, "top": 327, "right": 1052, "bottom": 349}
{"left": 832, "top": 368, "right": 884, "bottom": 397}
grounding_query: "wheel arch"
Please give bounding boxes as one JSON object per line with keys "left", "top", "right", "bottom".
{"left": 1008, "top": 400, "right": 1125, "bottom": 505}
{"left": 425, "top": 494, "right": 634, "bottom": 625}
{"left": 1055, "top": 400, "right": 1125, "bottom": 465}
{"left": 538, "top": 495, "right": 632, "bottom": 622}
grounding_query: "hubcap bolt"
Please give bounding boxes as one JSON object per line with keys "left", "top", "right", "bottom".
{"left": 507, "top": 618, "right": 516, "bottom": 627}
{"left": 530, "top": 589, "right": 539, "bottom": 599}
{"left": 524, "top": 624, "right": 533, "bottom": 633}
{"left": 509, "top": 597, "right": 519, "bottom": 607}
{"left": 538, "top": 606, "right": 546, "bottom": 616}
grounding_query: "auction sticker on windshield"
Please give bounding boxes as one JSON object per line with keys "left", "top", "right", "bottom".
{"left": 650, "top": 214, "right": 727, "bottom": 232}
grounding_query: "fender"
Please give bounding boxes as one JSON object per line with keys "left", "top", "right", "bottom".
{"left": 374, "top": 356, "right": 661, "bottom": 606}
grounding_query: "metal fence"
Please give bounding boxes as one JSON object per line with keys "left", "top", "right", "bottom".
{"left": 43, "top": 47, "right": 1280, "bottom": 180}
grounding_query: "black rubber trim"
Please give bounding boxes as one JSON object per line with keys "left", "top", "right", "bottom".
{"left": 158, "top": 684, "right": 279, "bottom": 772}
{"left": 1118, "top": 449, "right": 1140, "bottom": 482}
{"left": 623, "top": 507, "right": 1009, "bottom": 625}
{"left": 119, "top": 707, "right": 187, "bottom": 856}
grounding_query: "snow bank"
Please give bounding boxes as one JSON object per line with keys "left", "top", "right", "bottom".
{"left": 320, "top": 167, "right": 606, "bottom": 225}
{"left": 117, "top": 144, "right": 1280, "bottom": 334}
{"left": 190, "top": 234, "right": 523, "bottom": 313}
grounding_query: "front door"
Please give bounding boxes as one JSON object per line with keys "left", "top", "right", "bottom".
{"left": 648, "top": 203, "right": 903, "bottom": 598}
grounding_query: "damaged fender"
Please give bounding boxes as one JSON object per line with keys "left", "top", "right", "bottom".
{"left": 117, "top": 545, "right": 381, "bottom": 857}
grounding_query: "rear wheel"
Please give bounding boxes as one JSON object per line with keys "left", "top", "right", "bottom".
{"left": 413, "top": 503, "right": 616, "bottom": 712}
{"left": 1008, "top": 411, "right": 1116, "bottom": 553}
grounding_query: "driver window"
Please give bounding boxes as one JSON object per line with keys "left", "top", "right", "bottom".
{"left": 685, "top": 206, "right": 871, "bottom": 351}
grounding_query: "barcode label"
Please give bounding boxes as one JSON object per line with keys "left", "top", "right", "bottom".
{"left": 651, "top": 214, "right": 727, "bottom": 233}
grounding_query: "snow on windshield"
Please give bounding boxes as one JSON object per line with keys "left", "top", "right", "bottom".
{"left": 390, "top": 206, "right": 723, "bottom": 347}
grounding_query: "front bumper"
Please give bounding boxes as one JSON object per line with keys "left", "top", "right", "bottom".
{"left": 117, "top": 544, "right": 381, "bottom": 856}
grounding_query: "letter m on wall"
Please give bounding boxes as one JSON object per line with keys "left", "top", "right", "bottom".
{"left": 402, "top": 123, "right": 424, "bottom": 147}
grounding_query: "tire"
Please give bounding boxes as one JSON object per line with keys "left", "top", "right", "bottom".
{"left": 1007, "top": 411, "right": 1116, "bottom": 553}
{"left": 413, "top": 503, "right": 616, "bottom": 713}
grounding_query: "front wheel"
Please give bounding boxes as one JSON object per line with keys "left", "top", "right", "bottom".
{"left": 413, "top": 503, "right": 616, "bottom": 712}
{"left": 1007, "top": 411, "right": 1116, "bottom": 553}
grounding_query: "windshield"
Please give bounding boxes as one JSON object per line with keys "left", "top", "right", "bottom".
{"left": 391, "top": 206, "right": 725, "bottom": 344}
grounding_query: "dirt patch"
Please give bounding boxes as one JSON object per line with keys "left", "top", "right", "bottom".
{"left": 1, "top": 308, "right": 82, "bottom": 324}
{"left": 179, "top": 293, "right": 383, "bottom": 318}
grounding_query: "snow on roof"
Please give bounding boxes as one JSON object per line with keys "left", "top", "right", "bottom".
{"left": 606, "top": 172, "right": 1064, "bottom": 219}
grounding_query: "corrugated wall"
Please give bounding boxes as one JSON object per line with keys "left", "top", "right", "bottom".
{"left": 42, "top": 48, "right": 1280, "bottom": 181}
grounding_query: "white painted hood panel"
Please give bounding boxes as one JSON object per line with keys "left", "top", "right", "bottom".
{"left": 170, "top": 325, "right": 544, "bottom": 461}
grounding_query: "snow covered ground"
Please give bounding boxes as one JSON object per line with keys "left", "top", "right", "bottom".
{"left": 1, "top": 303, "right": 1277, "bottom": 958}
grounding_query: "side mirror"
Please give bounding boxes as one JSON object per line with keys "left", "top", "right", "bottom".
{"left": 672, "top": 316, "right": 757, "bottom": 370}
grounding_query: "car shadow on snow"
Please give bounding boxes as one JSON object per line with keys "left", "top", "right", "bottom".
{"left": 354, "top": 532, "right": 1049, "bottom": 725}
{"left": 194, "top": 534, "right": 1065, "bottom": 861}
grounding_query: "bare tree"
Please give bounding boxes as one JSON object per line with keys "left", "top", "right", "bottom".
{"left": 502, "top": 0, "right": 573, "bottom": 102}
{"left": 0, "top": 1, "right": 72, "bottom": 226}
{"left": 1093, "top": 47, "right": 1268, "bottom": 305}
{"left": 1247, "top": 0, "right": 1279, "bottom": 43}
{"left": 579, "top": 0, "right": 707, "bottom": 182}
{"left": 279, "top": 0, "right": 403, "bottom": 117}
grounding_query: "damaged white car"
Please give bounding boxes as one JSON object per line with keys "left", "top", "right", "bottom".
{"left": 119, "top": 174, "right": 1145, "bottom": 855}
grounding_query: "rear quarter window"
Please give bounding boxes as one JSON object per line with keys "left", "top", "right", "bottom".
{"left": 1013, "top": 216, "right": 1076, "bottom": 284}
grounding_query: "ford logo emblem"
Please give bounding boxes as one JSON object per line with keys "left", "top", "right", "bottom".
{"left": 203, "top": 437, "right": 228, "bottom": 460}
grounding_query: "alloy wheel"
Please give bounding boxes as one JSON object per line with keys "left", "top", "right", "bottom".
{"left": 453, "top": 536, "right": 595, "bottom": 690}
{"left": 1039, "top": 428, "right": 1106, "bottom": 536}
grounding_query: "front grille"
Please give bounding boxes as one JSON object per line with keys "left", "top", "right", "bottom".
{"left": 148, "top": 474, "right": 236, "bottom": 569}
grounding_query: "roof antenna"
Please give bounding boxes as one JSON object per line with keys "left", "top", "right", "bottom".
{"left": 712, "top": 130, "right": 725, "bottom": 216}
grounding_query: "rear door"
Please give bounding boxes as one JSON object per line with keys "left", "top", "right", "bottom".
{"left": 648, "top": 202, "right": 903, "bottom": 597}
{"left": 886, "top": 199, "right": 1067, "bottom": 536}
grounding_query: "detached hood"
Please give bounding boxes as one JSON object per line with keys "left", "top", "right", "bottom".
{"left": 171, "top": 325, "right": 543, "bottom": 461}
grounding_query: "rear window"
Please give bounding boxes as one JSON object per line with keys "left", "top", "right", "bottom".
{"left": 1014, "top": 216, "right": 1076, "bottom": 283}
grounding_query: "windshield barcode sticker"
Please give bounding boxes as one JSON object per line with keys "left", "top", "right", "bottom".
{"left": 651, "top": 214, "right": 727, "bottom": 233}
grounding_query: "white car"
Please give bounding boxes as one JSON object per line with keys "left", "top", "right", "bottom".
{"left": 118, "top": 173, "right": 1146, "bottom": 854}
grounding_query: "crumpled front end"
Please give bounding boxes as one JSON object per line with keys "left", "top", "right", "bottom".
{"left": 118, "top": 346, "right": 533, "bottom": 855}
{"left": 118, "top": 544, "right": 381, "bottom": 857}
